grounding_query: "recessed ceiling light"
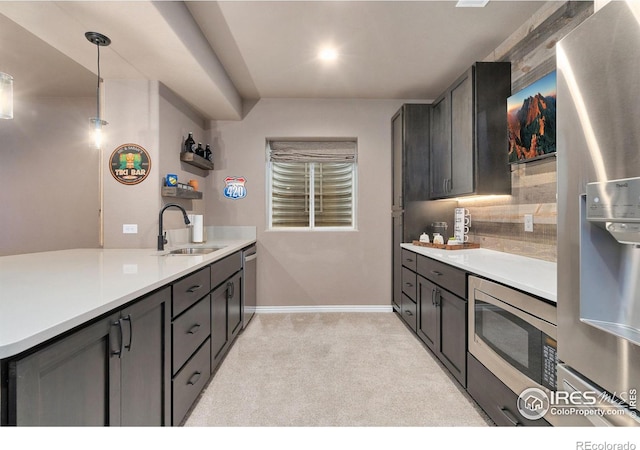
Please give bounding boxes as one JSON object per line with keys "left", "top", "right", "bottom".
{"left": 319, "top": 47, "right": 338, "bottom": 62}
{"left": 456, "top": 0, "right": 490, "bottom": 7}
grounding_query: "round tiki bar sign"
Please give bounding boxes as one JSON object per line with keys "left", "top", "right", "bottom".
{"left": 109, "top": 143, "right": 152, "bottom": 185}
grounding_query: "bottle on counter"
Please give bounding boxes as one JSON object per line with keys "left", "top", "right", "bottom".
{"left": 196, "top": 142, "right": 205, "bottom": 157}
{"left": 204, "top": 144, "right": 212, "bottom": 162}
{"left": 183, "top": 132, "right": 196, "bottom": 153}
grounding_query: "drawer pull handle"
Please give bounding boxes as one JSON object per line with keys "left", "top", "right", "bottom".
{"left": 187, "top": 371, "right": 202, "bottom": 386}
{"left": 111, "top": 320, "right": 124, "bottom": 358}
{"left": 500, "top": 407, "right": 521, "bottom": 426}
{"left": 187, "top": 324, "right": 201, "bottom": 335}
{"left": 432, "top": 289, "right": 440, "bottom": 307}
{"left": 122, "top": 315, "right": 133, "bottom": 352}
{"left": 405, "top": 282, "right": 413, "bottom": 287}
{"left": 405, "top": 258, "right": 414, "bottom": 263}
{"left": 187, "top": 284, "right": 202, "bottom": 293}
{"left": 430, "top": 270, "right": 442, "bottom": 276}
{"left": 404, "top": 310, "right": 413, "bottom": 316}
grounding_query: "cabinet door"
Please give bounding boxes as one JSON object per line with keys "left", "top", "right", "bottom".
{"left": 119, "top": 287, "right": 170, "bottom": 426}
{"left": 211, "top": 282, "right": 228, "bottom": 372}
{"left": 227, "top": 272, "right": 242, "bottom": 340}
{"left": 438, "top": 289, "right": 467, "bottom": 387}
{"left": 10, "top": 313, "right": 118, "bottom": 426}
{"left": 450, "top": 69, "right": 474, "bottom": 196}
{"left": 417, "top": 275, "right": 439, "bottom": 352}
{"left": 392, "top": 107, "right": 404, "bottom": 207}
{"left": 429, "top": 95, "right": 451, "bottom": 198}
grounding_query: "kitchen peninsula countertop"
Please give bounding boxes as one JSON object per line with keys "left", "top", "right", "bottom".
{"left": 401, "top": 243, "right": 556, "bottom": 303}
{"left": 0, "top": 229, "right": 255, "bottom": 360}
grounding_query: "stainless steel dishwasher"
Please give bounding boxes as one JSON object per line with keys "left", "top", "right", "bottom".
{"left": 241, "top": 245, "right": 257, "bottom": 329}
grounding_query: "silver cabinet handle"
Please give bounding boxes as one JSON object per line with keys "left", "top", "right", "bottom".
{"left": 187, "top": 371, "right": 202, "bottom": 386}
{"left": 500, "top": 407, "right": 521, "bottom": 426}
{"left": 187, "top": 284, "right": 202, "bottom": 293}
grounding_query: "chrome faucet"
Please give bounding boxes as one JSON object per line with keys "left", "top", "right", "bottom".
{"left": 158, "top": 203, "right": 191, "bottom": 251}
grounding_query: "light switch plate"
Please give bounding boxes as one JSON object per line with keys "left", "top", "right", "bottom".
{"left": 123, "top": 224, "right": 138, "bottom": 234}
{"left": 524, "top": 214, "right": 533, "bottom": 232}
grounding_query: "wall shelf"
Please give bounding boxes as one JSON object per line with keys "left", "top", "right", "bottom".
{"left": 180, "top": 152, "right": 214, "bottom": 171}
{"left": 161, "top": 186, "right": 203, "bottom": 200}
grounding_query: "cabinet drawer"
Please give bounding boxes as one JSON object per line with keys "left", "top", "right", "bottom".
{"left": 211, "top": 252, "right": 242, "bottom": 290}
{"left": 467, "top": 353, "right": 550, "bottom": 427}
{"left": 172, "top": 296, "right": 211, "bottom": 374}
{"left": 401, "top": 266, "right": 417, "bottom": 302}
{"left": 401, "top": 249, "right": 417, "bottom": 272}
{"left": 401, "top": 293, "right": 417, "bottom": 333}
{"left": 172, "top": 338, "right": 211, "bottom": 425}
{"left": 173, "top": 266, "right": 211, "bottom": 318}
{"left": 417, "top": 255, "right": 466, "bottom": 298}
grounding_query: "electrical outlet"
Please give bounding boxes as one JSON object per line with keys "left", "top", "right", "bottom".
{"left": 524, "top": 214, "right": 533, "bottom": 232}
{"left": 123, "top": 224, "right": 138, "bottom": 234}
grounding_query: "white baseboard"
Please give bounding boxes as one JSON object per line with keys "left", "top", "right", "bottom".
{"left": 255, "top": 305, "right": 393, "bottom": 314}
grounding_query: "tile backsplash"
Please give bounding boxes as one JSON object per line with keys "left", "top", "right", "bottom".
{"left": 459, "top": 157, "right": 557, "bottom": 262}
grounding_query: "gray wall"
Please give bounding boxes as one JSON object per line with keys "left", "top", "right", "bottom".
{"left": 206, "top": 98, "right": 403, "bottom": 308}
{"left": 0, "top": 96, "right": 99, "bottom": 256}
{"left": 101, "top": 80, "right": 209, "bottom": 248}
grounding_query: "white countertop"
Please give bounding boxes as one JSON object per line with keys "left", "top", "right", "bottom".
{"left": 0, "top": 235, "right": 255, "bottom": 359}
{"left": 400, "top": 243, "right": 556, "bottom": 303}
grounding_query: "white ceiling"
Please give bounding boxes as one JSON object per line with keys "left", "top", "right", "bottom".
{"left": 0, "top": 1, "right": 549, "bottom": 120}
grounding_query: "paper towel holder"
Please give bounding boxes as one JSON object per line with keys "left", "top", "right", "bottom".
{"left": 189, "top": 214, "right": 206, "bottom": 243}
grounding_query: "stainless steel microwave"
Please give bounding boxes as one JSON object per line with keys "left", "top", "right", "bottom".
{"left": 468, "top": 276, "right": 558, "bottom": 398}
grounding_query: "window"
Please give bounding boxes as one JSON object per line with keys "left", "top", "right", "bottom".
{"left": 267, "top": 140, "right": 357, "bottom": 229}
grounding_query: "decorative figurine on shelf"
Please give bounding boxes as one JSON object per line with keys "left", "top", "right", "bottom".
{"left": 183, "top": 132, "right": 196, "bottom": 153}
{"left": 204, "top": 144, "right": 213, "bottom": 162}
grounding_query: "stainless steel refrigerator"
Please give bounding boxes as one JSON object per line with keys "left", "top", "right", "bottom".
{"left": 392, "top": 104, "right": 456, "bottom": 313}
{"left": 557, "top": 0, "right": 640, "bottom": 426}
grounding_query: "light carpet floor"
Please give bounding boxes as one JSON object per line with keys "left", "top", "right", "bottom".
{"left": 184, "top": 312, "right": 493, "bottom": 427}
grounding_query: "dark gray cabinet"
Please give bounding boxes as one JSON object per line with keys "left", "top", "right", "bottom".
{"left": 392, "top": 105, "right": 431, "bottom": 314}
{"left": 211, "top": 271, "right": 242, "bottom": 372}
{"left": 9, "top": 287, "right": 170, "bottom": 426}
{"left": 399, "top": 248, "right": 467, "bottom": 387}
{"left": 392, "top": 105, "right": 457, "bottom": 313}
{"left": 467, "top": 353, "right": 550, "bottom": 427}
{"left": 429, "top": 62, "right": 511, "bottom": 199}
{"left": 415, "top": 253, "right": 468, "bottom": 387}
{"left": 399, "top": 249, "right": 419, "bottom": 331}
{"left": 171, "top": 250, "right": 243, "bottom": 425}
{"left": 210, "top": 252, "right": 242, "bottom": 373}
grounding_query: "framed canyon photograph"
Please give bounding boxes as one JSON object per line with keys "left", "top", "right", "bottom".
{"left": 507, "top": 71, "right": 557, "bottom": 164}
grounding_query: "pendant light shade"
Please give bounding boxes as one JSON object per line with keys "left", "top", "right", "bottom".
{"left": 85, "top": 31, "right": 111, "bottom": 149}
{"left": 0, "top": 72, "right": 13, "bottom": 120}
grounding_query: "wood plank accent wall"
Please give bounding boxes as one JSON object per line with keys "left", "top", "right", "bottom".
{"left": 457, "top": 0, "right": 593, "bottom": 263}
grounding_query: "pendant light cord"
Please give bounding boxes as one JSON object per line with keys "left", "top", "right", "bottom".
{"left": 96, "top": 42, "right": 101, "bottom": 122}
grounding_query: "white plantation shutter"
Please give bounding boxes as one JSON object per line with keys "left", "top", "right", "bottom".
{"left": 268, "top": 140, "right": 357, "bottom": 229}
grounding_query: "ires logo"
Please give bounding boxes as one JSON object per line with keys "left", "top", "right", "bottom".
{"left": 551, "top": 390, "right": 598, "bottom": 406}
{"left": 517, "top": 387, "right": 637, "bottom": 421}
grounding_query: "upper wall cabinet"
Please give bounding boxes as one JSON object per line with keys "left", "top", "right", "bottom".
{"left": 430, "top": 62, "right": 511, "bottom": 199}
{"left": 392, "top": 104, "right": 431, "bottom": 207}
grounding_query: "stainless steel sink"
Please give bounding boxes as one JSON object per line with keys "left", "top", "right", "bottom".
{"left": 167, "top": 246, "right": 225, "bottom": 255}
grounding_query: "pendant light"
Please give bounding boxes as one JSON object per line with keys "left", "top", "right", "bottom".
{"left": 85, "top": 31, "right": 111, "bottom": 149}
{"left": 0, "top": 72, "right": 13, "bottom": 120}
